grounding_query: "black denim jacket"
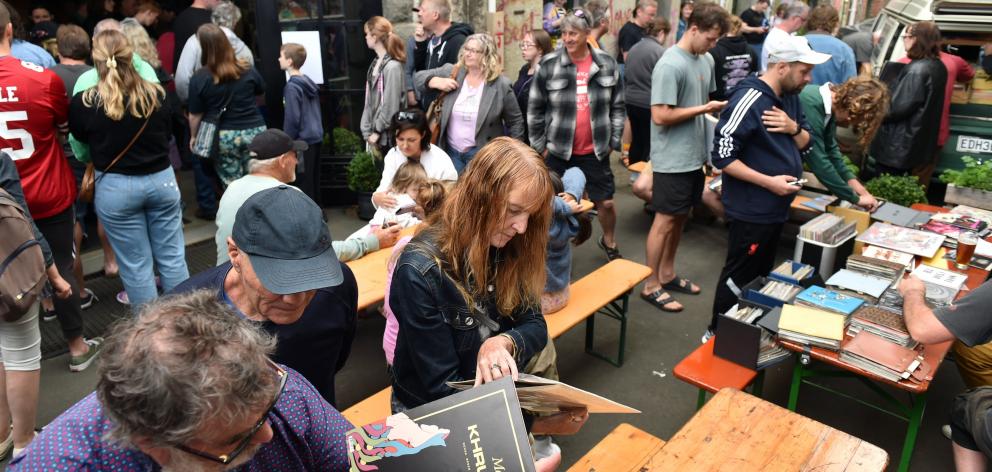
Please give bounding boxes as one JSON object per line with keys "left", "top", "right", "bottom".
{"left": 389, "top": 231, "right": 548, "bottom": 410}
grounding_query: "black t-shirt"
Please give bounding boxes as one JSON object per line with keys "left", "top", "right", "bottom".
{"left": 740, "top": 8, "right": 768, "bottom": 45}
{"left": 52, "top": 64, "right": 92, "bottom": 160}
{"left": 172, "top": 6, "right": 213, "bottom": 71}
{"left": 169, "top": 261, "right": 359, "bottom": 407}
{"left": 187, "top": 67, "right": 266, "bottom": 130}
{"left": 68, "top": 93, "right": 172, "bottom": 175}
{"left": 617, "top": 21, "right": 647, "bottom": 63}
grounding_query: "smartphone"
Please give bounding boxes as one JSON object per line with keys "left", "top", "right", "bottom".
{"left": 788, "top": 179, "right": 808, "bottom": 187}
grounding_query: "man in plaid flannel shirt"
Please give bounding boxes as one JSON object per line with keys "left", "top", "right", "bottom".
{"left": 528, "top": 10, "right": 626, "bottom": 260}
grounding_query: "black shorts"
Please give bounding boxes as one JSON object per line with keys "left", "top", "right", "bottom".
{"left": 652, "top": 169, "right": 704, "bottom": 215}
{"left": 546, "top": 153, "right": 615, "bottom": 201}
{"left": 950, "top": 387, "right": 992, "bottom": 456}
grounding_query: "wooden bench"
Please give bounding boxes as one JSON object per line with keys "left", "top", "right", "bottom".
{"left": 567, "top": 423, "right": 666, "bottom": 472}
{"left": 343, "top": 259, "right": 652, "bottom": 425}
{"left": 346, "top": 226, "right": 418, "bottom": 311}
{"left": 627, "top": 161, "right": 648, "bottom": 174}
{"left": 673, "top": 337, "right": 763, "bottom": 410}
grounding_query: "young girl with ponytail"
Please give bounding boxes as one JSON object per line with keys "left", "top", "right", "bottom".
{"left": 361, "top": 16, "right": 407, "bottom": 156}
{"left": 68, "top": 29, "right": 189, "bottom": 310}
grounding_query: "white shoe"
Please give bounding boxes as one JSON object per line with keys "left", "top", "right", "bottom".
{"left": 11, "top": 431, "right": 36, "bottom": 459}
{"left": 701, "top": 329, "right": 715, "bottom": 344}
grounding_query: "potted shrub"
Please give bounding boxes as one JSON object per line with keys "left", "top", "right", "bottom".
{"left": 940, "top": 156, "right": 992, "bottom": 210}
{"left": 865, "top": 174, "right": 928, "bottom": 207}
{"left": 346, "top": 150, "right": 380, "bottom": 220}
{"left": 319, "top": 128, "right": 365, "bottom": 207}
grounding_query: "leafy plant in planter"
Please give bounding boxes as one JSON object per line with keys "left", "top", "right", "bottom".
{"left": 333, "top": 127, "right": 363, "bottom": 155}
{"left": 865, "top": 174, "right": 928, "bottom": 207}
{"left": 940, "top": 156, "right": 992, "bottom": 191}
{"left": 346, "top": 151, "right": 381, "bottom": 220}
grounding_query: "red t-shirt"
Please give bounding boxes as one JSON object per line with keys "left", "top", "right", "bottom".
{"left": 899, "top": 52, "right": 975, "bottom": 147}
{"left": 572, "top": 53, "right": 595, "bottom": 156}
{"left": 0, "top": 55, "right": 75, "bottom": 219}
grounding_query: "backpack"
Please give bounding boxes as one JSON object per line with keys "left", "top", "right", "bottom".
{"left": 0, "top": 188, "right": 46, "bottom": 322}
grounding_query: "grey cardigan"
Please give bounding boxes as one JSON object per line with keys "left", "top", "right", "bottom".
{"left": 361, "top": 56, "right": 406, "bottom": 149}
{"left": 414, "top": 64, "right": 525, "bottom": 148}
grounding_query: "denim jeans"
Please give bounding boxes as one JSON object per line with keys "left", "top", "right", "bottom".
{"left": 446, "top": 145, "right": 479, "bottom": 175}
{"left": 94, "top": 167, "right": 189, "bottom": 309}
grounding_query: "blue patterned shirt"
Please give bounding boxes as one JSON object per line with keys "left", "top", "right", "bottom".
{"left": 8, "top": 367, "right": 353, "bottom": 471}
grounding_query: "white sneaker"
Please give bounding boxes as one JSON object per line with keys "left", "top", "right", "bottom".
{"left": 701, "top": 329, "right": 715, "bottom": 344}
{"left": 11, "top": 431, "right": 36, "bottom": 459}
{"left": 79, "top": 288, "right": 98, "bottom": 310}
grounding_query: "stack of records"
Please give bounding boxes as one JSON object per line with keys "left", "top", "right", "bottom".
{"left": 799, "top": 213, "right": 857, "bottom": 245}
{"left": 758, "top": 280, "right": 802, "bottom": 303}
{"left": 795, "top": 285, "right": 864, "bottom": 316}
{"left": 770, "top": 260, "right": 815, "bottom": 283}
{"left": 878, "top": 288, "right": 904, "bottom": 311}
{"left": 778, "top": 304, "right": 846, "bottom": 350}
{"left": 950, "top": 205, "right": 992, "bottom": 230}
{"left": 846, "top": 254, "right": 905, "bottom": 284}
{"left": 861, "top": 245, "right": 914, "bottom": 271}
{"left": 801, "top": 194, "right": 838, "bottom": 212}
{"left": 856, "top": 222, "right": 945, "bottom": 258}
{"left": 758, "top": 331, "right": 791, "bottom": 369}
{"left": 848, "top": 305, "right": 916, "bottom": 348}
{"left": 840, "top": 331, "right": 925, "bottom": 383}
{"left": 826, "top": 269, "right": 894, "bottom": 304}
{"left": 911, "top": 264, "right": 967, "bottom": 306}
{"left": 725, "top": 304, "right": 764, "bottom": 324}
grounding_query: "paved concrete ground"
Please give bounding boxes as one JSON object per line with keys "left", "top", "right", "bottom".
{"left": 23, "top": 163, "right": 964, "bottom": 471}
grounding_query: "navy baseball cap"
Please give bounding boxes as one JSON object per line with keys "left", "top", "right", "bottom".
{"left": 232, "top": 186, "right": 342, "bottom": 294}
{"left": 248, "top": 128, "right": 308, "bottom": 160}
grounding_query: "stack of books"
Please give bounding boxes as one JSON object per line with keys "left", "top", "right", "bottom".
{"left": 758, "top": 331, "right": 791, "bottom": 369}
{"left": 848, "top": 305, "right": 915, "bottom": 348}
{"left": 846, "top": 254, "right": 905, "bottom": 284}
{"left": 840, "top": 331, "right": 924, "bottom": 383}
{"left": 795, "top": 285, "right": 864, "bottom": 316}
{"left": 777, "top": 304, "right": 846, "bottom": 350}
{"left": 912, "top": 264, "right": 968, "bottom": 306}
{"left": 826, "top": 269, "right": 894, "bottom": 304}
{"left": 861, "top": 245, "right": 914, "bottom": 271}
{"left": 799, "top": 213, "right": 857, "bottom": 245}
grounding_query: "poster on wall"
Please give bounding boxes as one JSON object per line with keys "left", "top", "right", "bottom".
{"left": 280, "top": 30, "right": 324, "bottom": 84}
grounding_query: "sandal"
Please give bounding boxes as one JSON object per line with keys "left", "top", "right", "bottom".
{"left": 640, "top": 289, "right": 683, "bottom": 312}
{"left": 597, "top": 236, "right": 623, "bottom": 261}
{"left": 663, "top": 275, "right": 701, "bottom": 295}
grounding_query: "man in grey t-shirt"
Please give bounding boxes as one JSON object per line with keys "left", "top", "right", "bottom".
{"left": 639, "top": 3, "right": 729, "bottom": 313}
{"left": 900, "top": 275, "right": 992, "bottom": 470}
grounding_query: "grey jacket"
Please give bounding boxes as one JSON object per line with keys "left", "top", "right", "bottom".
{"left": 175, "top": 26, "right": 255, "bottom": 103}
{"left": 414, "top": 64, "right": 525, "bottom": 148}
{"left": 360, "top": 56, "right": 406, "bottom": 149}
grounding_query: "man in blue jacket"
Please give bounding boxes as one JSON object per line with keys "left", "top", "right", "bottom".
{"left": 704, "top": 35, "right": 829, "bottom": 342}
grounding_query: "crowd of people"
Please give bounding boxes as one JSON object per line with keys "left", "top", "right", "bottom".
{"left": 0, "top": 0, "right": 991, "bottom": 470}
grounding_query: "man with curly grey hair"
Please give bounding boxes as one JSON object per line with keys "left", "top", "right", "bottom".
{"left": 7, "top": 290, "right": 353, "bottom": 471}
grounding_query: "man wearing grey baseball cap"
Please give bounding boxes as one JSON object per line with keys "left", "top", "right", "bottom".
{"left": 705, "top": 34, "right": 830, "bottom": 343}
{"left": 213, "top": 128, "right": 400, "bottom": 265}
{"left": 171, "top": 185, "right": 358, "bottom": 406}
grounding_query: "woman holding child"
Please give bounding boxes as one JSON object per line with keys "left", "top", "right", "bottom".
{"left": 372, "top": 109, "right": 457, "bottom": 211}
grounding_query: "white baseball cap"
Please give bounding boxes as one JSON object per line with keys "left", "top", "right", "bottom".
{"left": 766, "top": 35, "right": 831, "bottom": 65}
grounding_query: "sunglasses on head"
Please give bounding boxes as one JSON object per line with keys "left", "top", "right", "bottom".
{"left": 397, "top": 111, "right": 418, "bottom": 122}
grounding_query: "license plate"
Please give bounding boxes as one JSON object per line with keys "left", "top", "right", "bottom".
{"left": 956, "top": 135, "right": 992, "bottom": 154}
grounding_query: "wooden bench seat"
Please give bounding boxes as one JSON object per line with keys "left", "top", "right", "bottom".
{"left": 343, "top": 259, "right": 652, "bottom": 426}
{"left": 673, "top": 337, "right": 761, "bottom": 410}
{"left": 567, "top": 423, "right": 666, "bottom": 472}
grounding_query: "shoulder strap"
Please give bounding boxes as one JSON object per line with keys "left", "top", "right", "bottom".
{"left": 102, "top": 115, "right": 151, "bottom": 173}
{"left": 434, "top": 64, "right": 461, "bottom": 106}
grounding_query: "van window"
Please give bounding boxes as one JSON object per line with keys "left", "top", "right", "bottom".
{"left": 873, "top": 16, "right": 905, "bottom": 67}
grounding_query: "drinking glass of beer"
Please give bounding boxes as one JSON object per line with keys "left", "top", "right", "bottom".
{"left": 957, "top": 232, "right": 979, "bottom": 270}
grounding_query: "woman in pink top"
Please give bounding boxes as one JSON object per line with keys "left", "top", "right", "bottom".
{"left": 415, "top": 34, "right": 525, "bottom": 174}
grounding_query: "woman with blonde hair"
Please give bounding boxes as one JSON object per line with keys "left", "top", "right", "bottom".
{"left": 415, "top": 33, "right": 525, "bottom": 173}
{"left": 361, "top": 16, "right": 407, "bottom": 156}
{"left": 187, "top": 23, "right": 266, "bottom": 185}
{"left": 800, "top": 76, "right": 888, "bottom": 210}
{"left": 389, "top": 138, "right": 589, "bottom": 465}
{"left": 68, "top": 30, "right": 189, "bottom": 309}
{"left": 120, "top": 17, "right": 161, "bottom": 70}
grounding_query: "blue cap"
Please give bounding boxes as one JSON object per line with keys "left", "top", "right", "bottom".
{"left": 232, "top": 186, "right": 342, "bottom": 294}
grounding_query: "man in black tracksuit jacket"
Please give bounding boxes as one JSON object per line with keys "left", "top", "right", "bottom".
{"left": 414, "top": 0, "right": 473, "bottom": 110}
{"left": 705, "top": 35, "right": 831, "bottom": 341}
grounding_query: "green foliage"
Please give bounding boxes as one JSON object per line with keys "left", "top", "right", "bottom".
{"left": 346, "top": 151, "right": 381, "bottom": 192}
{"left": 865, "top": 174, "right": 928, "bottom": 207}
{"left": 332, "top": 128, "right": 363, "bottom": 155}
{"left": 940, "top": 156, "right": 992, "bottom": 191}
{"left": 841, "top": 155, "right": 860, "bottom": 178}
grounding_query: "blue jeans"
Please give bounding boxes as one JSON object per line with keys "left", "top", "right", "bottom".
{"left": 446, "top": 145, "right": 479, "bottom": 175}
{"left": 94, "top": 167, "right": 189, "bottom": 309}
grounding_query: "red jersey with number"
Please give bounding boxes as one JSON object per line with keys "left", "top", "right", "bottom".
{"left": 0, "top": 55, "right": 74, "bottom": 219}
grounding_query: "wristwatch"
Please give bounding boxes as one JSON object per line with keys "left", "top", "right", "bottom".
{"left": 790, "top": 126, "right": 803, "bottom": 137}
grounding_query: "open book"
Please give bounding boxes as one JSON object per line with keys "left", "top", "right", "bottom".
{"left": 447, "top": 374, "right": 640, "bottom": 414}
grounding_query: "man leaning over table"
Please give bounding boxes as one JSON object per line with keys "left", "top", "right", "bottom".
{"left": 900, "top": 275, "right": 992, "bottom": 472}
{"left": 171, "top": 185, "right": 357, "bottom": 407}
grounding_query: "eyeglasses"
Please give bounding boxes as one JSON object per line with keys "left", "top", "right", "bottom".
{"left": 519, "top": 42, "right": 535, "bottom": 49}
{"left": 396, "top": 111, "right": 417, "bottom": 122}
{"left": 463, "top": 46, "right": 484, "bottom": 54}
{"left": 174, "top": 361, "right": 287, "bottom": 465}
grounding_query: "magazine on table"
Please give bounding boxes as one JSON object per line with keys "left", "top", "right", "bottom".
{"left": 447, "top": 374, "right": 640, "bottom": 415}
{"left": 856, "top": 222, "right": 945, "bottom": 258}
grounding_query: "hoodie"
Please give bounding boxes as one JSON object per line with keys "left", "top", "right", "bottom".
{"left": 711, "top": 76, "right": 809, "bottom": 224}
{"left": 284, "top": 75, "right": 323, "bottom": 145}
{"left": 415, "top": 22, "right": 474, "bottom": 108}
{"left": 708, "top": 36, "right": 758, "bottom": 101}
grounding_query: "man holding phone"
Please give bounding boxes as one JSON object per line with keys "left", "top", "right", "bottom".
{"left": 704, "top": 35, "right": 828, "bottom": 342}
